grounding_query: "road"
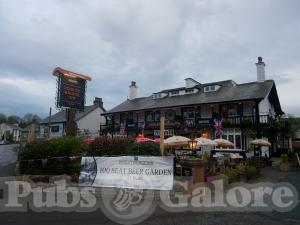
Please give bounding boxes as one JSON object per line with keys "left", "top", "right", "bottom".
{"left": 0, "top": 170, "right": 299, "bottom": 225}
{"left": 0, "top": 149, "right": 299, "bottom": 225}
{"left": 0, "top": 144, "right": 19, "bottom": 176}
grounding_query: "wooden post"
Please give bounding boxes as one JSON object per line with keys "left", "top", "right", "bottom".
{"left": 48, "top": 107, "right": 52, "bottom": 138}
{"left": 66, "top": 108, "right": 77, "bottom": 136}
{"left": 255, "top": 99, "right": 261, "bottom": 138}
{"left": 160, "top": 115, "right": 165, "bottom": 156}
{"left": 27, "top": 122, "right": 36, "bottom": 143}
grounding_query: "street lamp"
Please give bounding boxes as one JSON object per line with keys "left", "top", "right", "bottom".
{"left": 188, "top": 139, "right": 198, "bottom": 157}
{"left": 188, "top": 139, "right": 198, "bottom": 151}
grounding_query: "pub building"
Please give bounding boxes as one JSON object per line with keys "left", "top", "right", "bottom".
{"left": 102, "top": 57, "right": 290, "bottom": 156}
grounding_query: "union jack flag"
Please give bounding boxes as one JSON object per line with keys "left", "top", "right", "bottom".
{"left": 214, "top": 119, "right": 223, "bottom": 137}
{"left": 120, "top": 123, "right": 126, "bottom": 135}
{"left": 139, "top": 122, "right": 145, "bottom": 130}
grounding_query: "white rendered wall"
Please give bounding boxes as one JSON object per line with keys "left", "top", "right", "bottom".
{"left": 259, "top": 97, "right": 275, "bottom": 118}
{"left": 76, "top": 107, "right": 106, "bottom": 136}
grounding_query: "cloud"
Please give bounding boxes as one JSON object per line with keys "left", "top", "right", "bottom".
{"left": 0, "top": 0, "right": 300, "bottom": 117}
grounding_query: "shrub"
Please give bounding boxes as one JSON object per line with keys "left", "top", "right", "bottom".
{"left": 19, "top": 158, "right": 82, "bottom": 176}
{"left": 18, "top": 137, "right": 87, "bottom": 175}
{"left": 236, "top": 162, "right": 246, "bottom": 174}
{"left": 87, "top": 137, "right": 161, "bottom": 156}
{"left": 287, "top": 151, "right": 295, "bottom": 161}
{"left": 50, "top": 137, "right": 87, "bottom": 157}
{"left": 19, "top": 139, "right": 51, "bottom": 160}
{"left": 202, "top": 152, "right": 210, "bottom": 161}
{"left": 87, "top": 136, "right": 134, "bottom": 156}
{"left": 280, "top": 154, "right": 289, "bottom": 163}
{"left": 245, "top": 165, "right": 257, "bottom": 180}
{"left": 222, "top": 168, "right": 238, "bottom": 183}
{"left": 127, "top": 142, "right": 160, "bottom": 156}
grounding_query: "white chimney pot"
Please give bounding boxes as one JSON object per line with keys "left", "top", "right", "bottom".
{"left": 129, "top": 81, "right": 138, "bottom": 100}
{"left": 256, "top": 56, "right": 266, "bottom": 82}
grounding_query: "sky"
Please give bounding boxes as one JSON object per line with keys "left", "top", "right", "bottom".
{"left": 0, "top": 0, "right": 300, "bottom": 118}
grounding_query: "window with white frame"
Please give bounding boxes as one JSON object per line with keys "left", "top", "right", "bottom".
{"left": 204, "top": 85, "right": 220, "bottom": 93}
{"left": 153, "top": 93, "right": 162, "bottom": 99}
{"left": 219, "top": 128, "right": 242, "bottom": 149}
{"left": 185, "top": 89, "right": 194, "bottom": 94}
{"left": 170, "top": 90, "right": 179, "bottom": 96}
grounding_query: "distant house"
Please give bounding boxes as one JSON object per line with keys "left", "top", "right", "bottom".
{"left": 21, "top": 122, "right": 40, "bottom": 142}
{"left": 39, "top": 97, "right": 106, "bottom": 137}
{"left": 0, "top": 123, "right": 23, "bottom": 142}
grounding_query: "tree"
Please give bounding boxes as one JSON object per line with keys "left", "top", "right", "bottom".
{"left": 7, "top": 115, "right": 21, "bottom": 124}
{"left": 22, "top": 113, "right": 41, "bottom": 123}
{"left": 0, "top": 113, "right": 7, "bottom": 124}
{"left": 18, "top": 113, "right": 42, "bottom": 128}
{"left": 281, "top": 114, "right": 300, "bottom": 139}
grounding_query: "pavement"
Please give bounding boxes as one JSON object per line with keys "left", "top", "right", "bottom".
{"left": 0, "top": 144, "right": 18, "bottom": 176}
{"left": 0, "top": 152, "right": 299, "bottom": 225}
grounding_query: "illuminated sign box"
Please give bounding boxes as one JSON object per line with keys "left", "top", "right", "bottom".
{"left": 53, "top": 67, "right": 91, "bottom": 111}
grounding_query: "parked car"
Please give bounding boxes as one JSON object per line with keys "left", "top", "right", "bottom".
{"left": 0, "top": 140, "right": 9, "bottom": 145}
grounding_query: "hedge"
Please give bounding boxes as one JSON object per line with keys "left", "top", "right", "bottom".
{"left": 87, "top": 136, "right": 160, "bottom": 156}
{"left": 19, "top": 137, "right": 88, "bottom": 175}
{"left": 87, "top": 136, "right": 134, "bottom": 156}
{"left": 18, "top": 136, "right": 161, "bottom": 175}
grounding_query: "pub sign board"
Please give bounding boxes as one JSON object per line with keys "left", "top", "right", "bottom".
{"left": 53, "top": 67, "right": 91, "bottom": 111}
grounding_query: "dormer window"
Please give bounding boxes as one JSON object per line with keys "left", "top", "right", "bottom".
{"left": 204, "top": 85, "right": 220, "bottom": 93}
{"left": 185, "top": 89, "right": 194, "bottom": 94}
{"left": 170, "top": 90, "right": 179, "bottom": 96}
{"left": 153, "top": 92, "right": 168, "bottom": 99}
{"left": 153, "top": 93, "right": 162, "bottom": 99}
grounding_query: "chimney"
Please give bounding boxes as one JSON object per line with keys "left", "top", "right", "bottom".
{"left": 256, "top": 56, "right": 266, "bottom": 82}
{"left": 129, "top": 81, "right": 137, "bottom": 100}
{"left": 93, "top": 97, "right": 103, "bottom": 107}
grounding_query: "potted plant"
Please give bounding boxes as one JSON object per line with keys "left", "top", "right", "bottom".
{"left": 236, "top": 162, "right": 247, "bottom": 182}
{"left": 279, "top": 154, "right": 290, "bottom": 172}
{"left": 201, "top": 151, "right": 210, "bottom": 161}
{"left": 245, "top": 165, "right": 257, "bottom": 180}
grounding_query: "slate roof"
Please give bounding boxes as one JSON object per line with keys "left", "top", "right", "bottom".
{"left": 40, "top": 104, "right": 105, "bottom": 124}
{"left": 0, "top": 123, "right": 23, "bottom": 131}
{"left": 105, "top": 80, "right": 281, "bottom": 114}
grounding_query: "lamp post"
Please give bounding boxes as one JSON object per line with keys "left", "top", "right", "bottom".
{"left": 181, "top": 138, "right": 207, "bottom": 192}
{"left": 188, "top": 139, "right": 198, "bottom": 156}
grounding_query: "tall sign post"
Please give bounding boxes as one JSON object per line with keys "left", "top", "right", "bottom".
{"left": 27, "top": 120, "right": 36, "bottom": 143}
{"left": 47, "top": 107, "right": 52, "bottom": 138}
{"left": 53, "top": 67, "right": 91, "bottom": 136}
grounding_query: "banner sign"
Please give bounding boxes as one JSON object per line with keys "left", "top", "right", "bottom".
{"left": 79, "top": 156, "right": 174, "bottom": 190}
{"left": 153, "top": 129, "right": 174, "bottom": 137}
{"left": 56, "top": 75, "right": 86, "bottom": 111}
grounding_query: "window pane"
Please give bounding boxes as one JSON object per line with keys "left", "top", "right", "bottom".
{"left": 228, "top": 135, "right": 234, "bottom": 146}
{"left": 183, "top": 108, "right": 195, "bottom": 119}
{"left": 146, "top": 112, "right": 154, "bottom": 121}
{"left": 51, "top": 126, "right": 59, "bottom": 133}
{"left": 155, "top": 111, "right": 160, "bottom": 121}
{"left": 165, "top": 110, "right": 175, "bottom": 120}
{"left": 236, "top": 135, "right": 241, "bottom": 149}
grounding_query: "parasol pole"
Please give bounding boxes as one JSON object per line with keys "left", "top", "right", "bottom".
{"left": 160, "top": 115, "right": 165, "bottom": 156}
